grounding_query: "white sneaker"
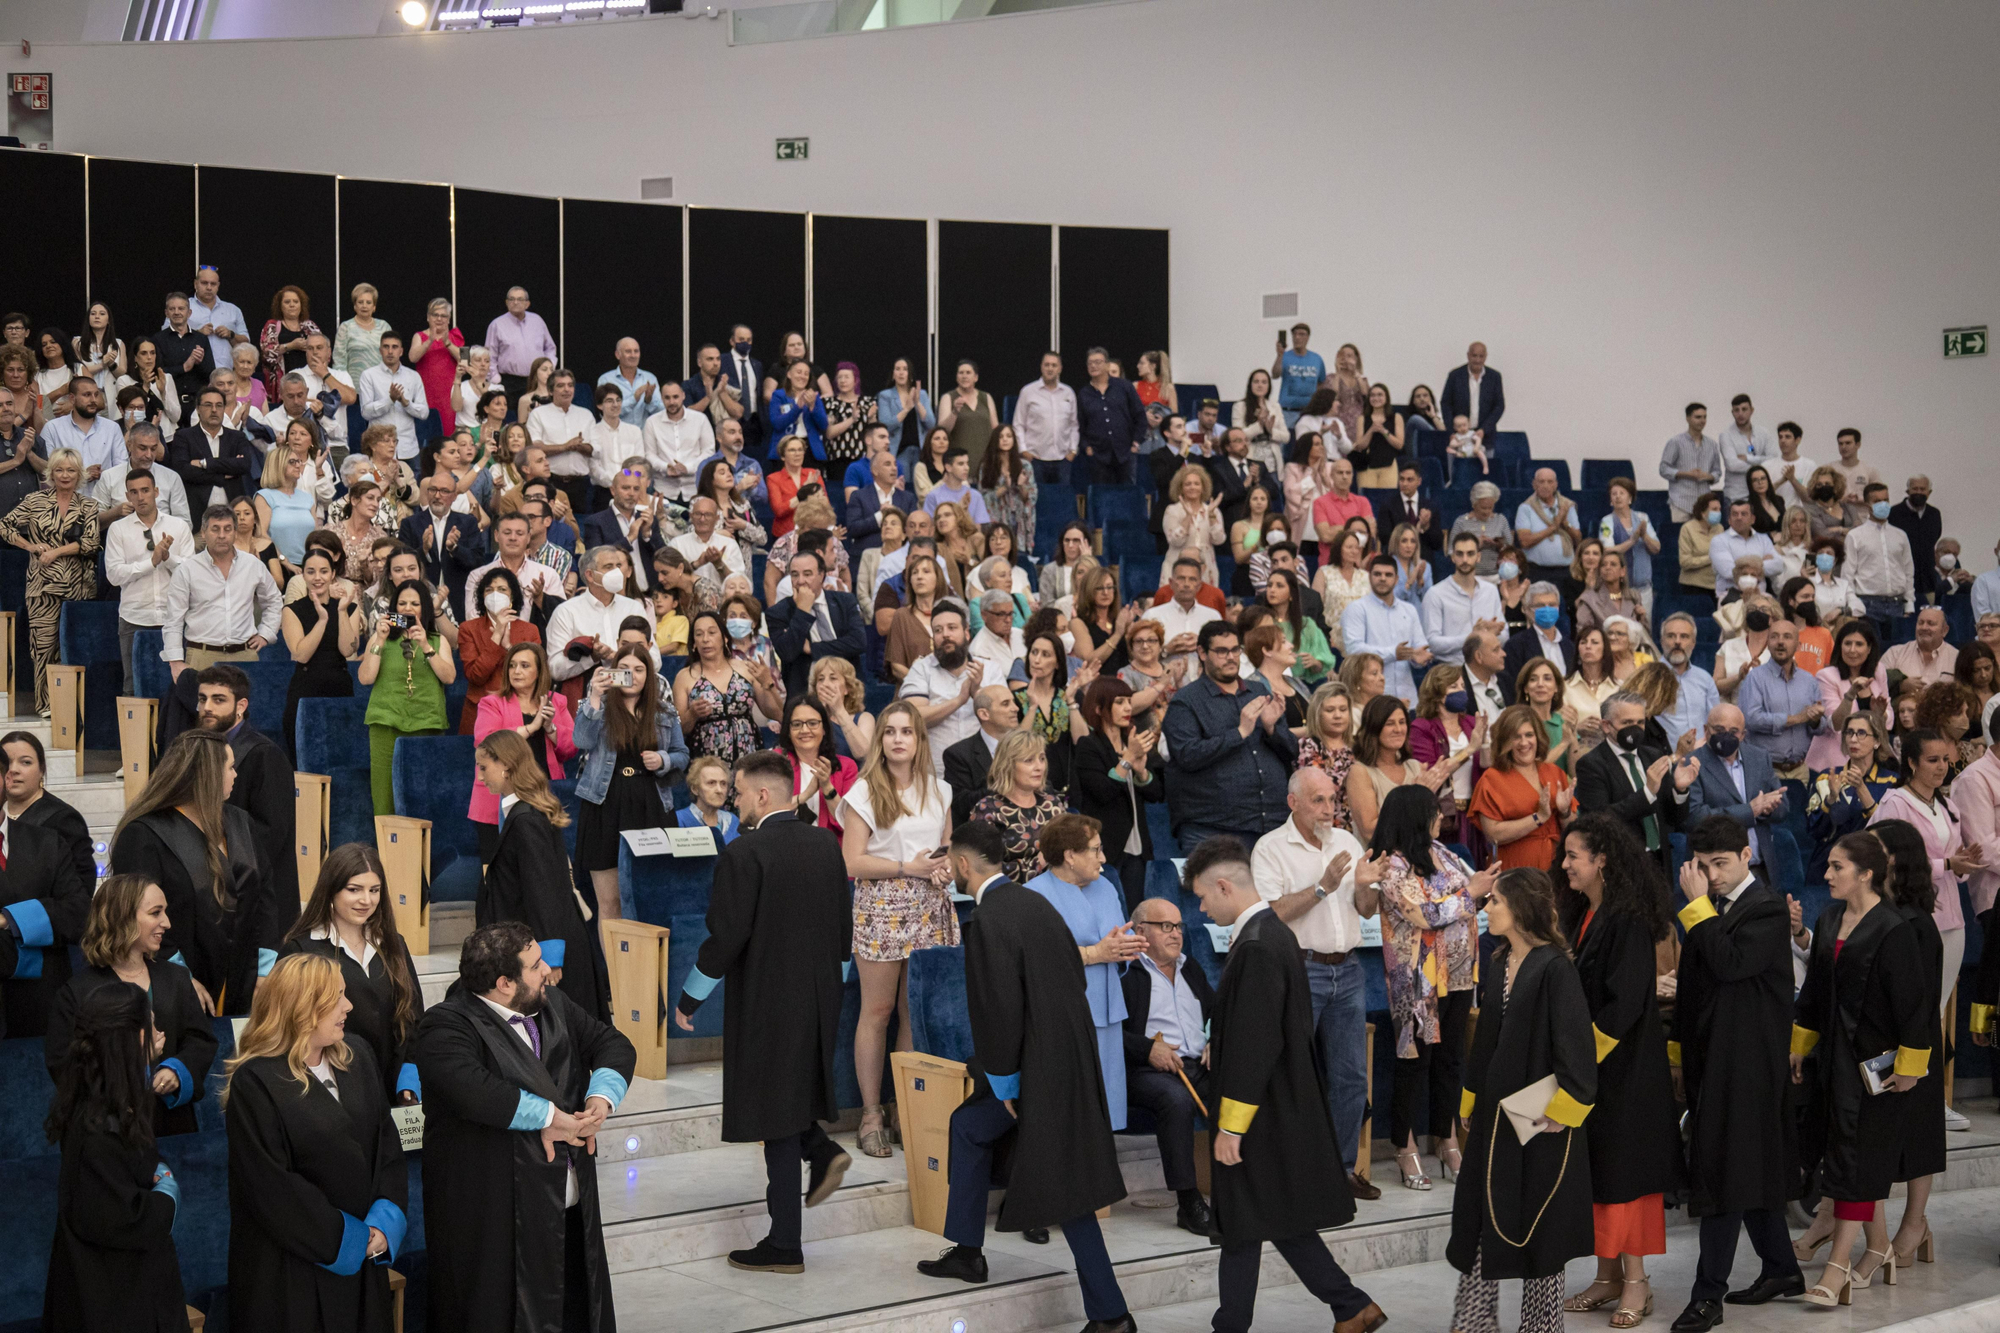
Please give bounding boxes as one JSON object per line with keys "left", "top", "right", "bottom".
{"left": 1944, "top": 1106, "right": 1971, "bottom": 1132}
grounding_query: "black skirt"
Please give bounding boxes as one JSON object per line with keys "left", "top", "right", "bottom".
{"left": 574, "top": 750, "right": 668, "bottom": 872}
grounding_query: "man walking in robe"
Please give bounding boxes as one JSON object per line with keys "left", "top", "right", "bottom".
{"left": 675, "top": 749, "right": 854, "bottom": 1274}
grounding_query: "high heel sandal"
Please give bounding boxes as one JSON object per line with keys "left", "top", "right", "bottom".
{"left": 1395, "top": 1150, "right": 1431, "bottom": 1191}
{"left": 1561, "top": 1281, "right": 1620, "bottom": 1313}
{"left": 1438, "top": 1147, "right": 1463, "bottom": 1183}
{"left": 1894, "top": 1226, "right": 1935, "bottom": 1267}
{"left": 1802, "top": 1261, "right": 1852, "bottom": 1308}
{"left": 1610, "top": 1278, "right": 1653, "bottom": 1330}
{"left": 1792, "top": 1231, "right": 1831, "bottom": 1262}
{"left": 857, "top": 1104, "right": 893, "bottom": 1158}
{"left": 1852, "top": 1247, "right": 1895, "bottom": 1289}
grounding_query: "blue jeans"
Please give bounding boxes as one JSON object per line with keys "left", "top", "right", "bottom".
{"left": 1861, "top": 594, "right": 1903, "bottom": 646}
{"left": 1304, "top": 956, "right": 1369, "bottom": 1171}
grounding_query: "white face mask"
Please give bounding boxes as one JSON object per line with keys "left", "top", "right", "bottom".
{"left": 1059, "top": 630, "right": 1076, "bottom": 656}
{"left": 600, "top": 568, "right": 625, "bottom": 595}
{"left": 1939, "top": 553, "right": 1958, "bottom": 571}
{"left": 484, "top": 590, "right": 512, "bottom": 614}
{"left": 1738, "top": 575, "right": 1760, "bottom": 592}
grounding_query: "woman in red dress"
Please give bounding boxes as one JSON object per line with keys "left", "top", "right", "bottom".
{"left": 1469, "top": 703, "right": 1573, "bottom": 871}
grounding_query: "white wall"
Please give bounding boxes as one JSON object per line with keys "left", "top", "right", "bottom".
{"left": 19, "top": 0, "right": 2000, "bottom": 553}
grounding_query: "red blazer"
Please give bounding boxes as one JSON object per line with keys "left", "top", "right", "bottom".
{"left": 457, "top": 617, "right": 544, "bottom": 733}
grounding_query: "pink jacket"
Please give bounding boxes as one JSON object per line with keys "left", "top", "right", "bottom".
{"left": 1869, "top": 786, "right": 1966, "bottom": 930}
{"left": 467, "top": 690, "right": 578, "bottom": 824}
{"left": 1950, "top": 749, "right": 2000, "bottom": 914}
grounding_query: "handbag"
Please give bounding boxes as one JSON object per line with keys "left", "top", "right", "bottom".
{"left": 1499, "top": 1073, "right": 1559, "bottom": 1143}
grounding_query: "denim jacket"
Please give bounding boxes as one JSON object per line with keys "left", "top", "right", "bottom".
{"left": 571, "top": 696, "right": 690, "bottom": 807}
{"left": 875, "top": 387, "right": 934, "bottom": 449}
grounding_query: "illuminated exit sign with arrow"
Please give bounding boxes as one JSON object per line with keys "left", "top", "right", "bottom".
{"left": 1945, "top": 326, "right": 1987, "bottom": 358}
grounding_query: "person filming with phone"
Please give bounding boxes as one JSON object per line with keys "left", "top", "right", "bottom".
{"left": 357, "top": 575, "right": 457, "bottom": 819}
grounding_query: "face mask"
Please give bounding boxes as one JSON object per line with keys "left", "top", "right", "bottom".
{"left": 1704, "top": 510, "right": 1721, "bottom": 525}
{"left": 1738, "top": 575, "right": 1760, "bottom": 592}
{"left": 600, "top": 569, "right": 625, "bottom": 595}
{"left": 1059, "top": 630, "right": 1076, "bottom": 656}
{"left": 725, "top": 617, "right": 753, "bottom": 639}
{"left": 1615, "top": 724, "right": 1647, "bottom": 752}
{"left": 1443, "top": 690, "right": 1471, "bottom": 715}
{"left": 1710, "top": 731, "right": 1739, "bottom": 759}
{"left": 1871, "top": 500, "right": 1891, "bottom": 521}
{"left": 1793, "top": 602, "right": 1819, "bottom": 627}
{"left": 1908, "top": 494, "right": 1928, "bottom": 510}
{"left": 1939, "top": 552, "right": 1958, "bottom": 571}
{"left": 1532, "top": 605, "right": 1561, "bottom": 629}
{"left": 1497, "top": 561, "right": 1520, "bottom": 581}
{"left": 733, "top": 340, "right": 753, "bottom": 356}
{"left": 1744, "top": 609, "right": 1771, "bottom": 633}
{"left": 1812, "top": 485, "right": 1836, "bottom": 502}
{"left": 484, "top": 590, "right": 512, "bottom": 615}
{"left": 1816, "top": 552, "right": 1836, "bottom": 573}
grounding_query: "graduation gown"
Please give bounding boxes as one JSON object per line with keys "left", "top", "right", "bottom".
{"left": 1669, "top": 882, "right": 1796, "bottom": 1216}
{"left": 227, "top": 1045, "right": 408, "bottom": 1333}
{"left": 1208, "top": 903, "right": 1355, "bottom": 1244}
{"left": 1565, "top": 904, "right": 1682, "bottom": 1203}
{"left": 961, "top": 878, "right": 1128, "bottom": 1231}
{"left": 13, "top": 787, "right": 96, "bottom": 902}
{"left": 680, "top": 810, "right": 849, "bottom": 1141}
{"left": 228, "top": 723, "right": 301, "bottom": 939}
{"left": 46, "top": 959, "right": 218, "bottom": 1137}
{"left": 413, "top": 982, "right": 637, "bottom": 1333}
{"left": 41, "top": 1119, "right": 188, "bottom": 1333}
{"left": 283, "top": 932, "right": 428, "bottom": 1102}
{"left": 110, "top": 806, "right": 274, "bottom": 1016}
{"left": 479, "top": 800, "right": 610, "bottom": 1019}
{"left": 1893, "top": 902, "right": 1947, "bottom": 1181}
{"left": 0, "top": 814, "right": 91, "bottom": 1038}
{"left": 1793, "top": 901, "right": 1932, "bottom": 1204}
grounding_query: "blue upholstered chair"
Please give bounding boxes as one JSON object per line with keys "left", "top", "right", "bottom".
{"left": 621, "top": 843, "right": 723, "bottom": 1040}
{"left": 390, "top": 734, "right": 481, "bottom": 902}
{"left": 295, "top": 696, "right": 375, "bottom": 847}
{"left": 907, "top": 944, "right": 972, "bottom": 1063}
{"left": 1582, "top": 459, "right": 1636, "bottom": 492}
{"left": 1087, "top": 485, "right": 1147, "bottom": 528}
{"left": 56, "top": 600, "right": 122, "bottom": 749}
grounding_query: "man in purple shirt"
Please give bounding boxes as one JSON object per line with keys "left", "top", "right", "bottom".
{"left": 1077, "top": 346, "right": 1147, "bottom": 486}
{"left": 484, "top": 286, "right": 559, "bottom": 401}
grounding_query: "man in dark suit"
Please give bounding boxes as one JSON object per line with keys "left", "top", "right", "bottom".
{"left": 766, "top": 550, "right": 865, "bottom": 697}
{"left": 397, "top": 471, "right": 487, "bottom": 612}
{"left": 942, "top": 685, "right": 1020, "bottom": 826}
{"left": 578, "top": 463, "right": 667, "bottom": 597}
{"left": 1461, "top": 630, "right": 1515, "bottom": 726}
{"left": 169, "top": 386, "right": 256, "bottom": 510}
{"left": 192, "top": 664, "right": 300, "bottom": 939}
{"left": 1502, "top": 582, "right": 1577, "bottom": 686}
{"left": 1121, "top": 894, "right": 1217, "bottom": 1237}
{"left": 1669, "top": 816, "right": 1803, "bottom": 1330}
{"left": 674, "top": 751, "right": 852, "bottom": 1274}
{"left": 0, "top": 809, "right": 88, "bottom": 1040}
{"left": 1684, "top": 704, "right": 1788, "bottom": 888}
{"left": 1377, "top": 464, "right": 1443, "bottom": 555}
{"left": 1439, "top": 341, "right": 1505, "bottom": 445}
{"left": 1205, "top": 427, "right": 1283, "bottom": 529}
{"left": 845, "top": 448, "right": 917, "bottom": 553}
{"left": 1574, "top": 691, "right": 1699, "bottom": 875}
{"left": 722, "top": 326, "right": 764, "bottom": 459}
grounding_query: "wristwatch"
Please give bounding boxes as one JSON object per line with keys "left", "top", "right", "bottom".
{"left": 1313, "top": 885, "right": 1329, "bottom": 902}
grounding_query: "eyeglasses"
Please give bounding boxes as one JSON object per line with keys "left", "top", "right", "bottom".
{"left": 790, "top": 719, "right": 824, "bottom": 730}
{"left": 1135, "top": 920, "right": 1183, "bottom": 933}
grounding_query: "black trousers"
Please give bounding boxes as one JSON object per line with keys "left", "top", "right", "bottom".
{"left": 1126, "top": 1058, "right": 1212, "bottom": 1192}
{"left": 1390, "top": 987, "right": 1473, "bottom": 1146}
{"left": 499, "top": 372, "right": 528, "bottom": 413}
{"left": 553, "top": 474, "right": 594, "bottom": 520}
{"left": 562, "top": 1203, "right": 592, "bottom": 1332}
{"left": 1214, "top": 1232, "right": 1372, "bottom": 1333}
{"left": 764, "top": 1122, "right": 837, "bottom": 1250}
{"left": 1692, "top": 1208, "right": 1799, "bottom": 1302}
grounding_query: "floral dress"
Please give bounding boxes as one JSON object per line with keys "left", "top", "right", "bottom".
{"left": 1377, "top": 845, "right": 1481, "bottom": 1058}
{"left": 1014, "top": 686, "right": 1075, "bottom": 792}
{"left": 982, "top": 466, "right": 1039, "bottom": 557}
{"left": 1296, "top": 738, "right": 1355, "bottom": 830}
{"left": 685, "top": 667, "right": 758, "bottom": 765}
{"left": 969, "top": 791, "right": 1067, "bottom": 883}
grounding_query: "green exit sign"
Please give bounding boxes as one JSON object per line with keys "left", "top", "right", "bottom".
{"left": 1945, "top": 325, "right": 1987, "bottom": 358}
{"left": 775, "top": 137, "right": 809, "bottom": 162}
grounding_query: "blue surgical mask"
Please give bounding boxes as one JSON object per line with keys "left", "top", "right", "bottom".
{"left": 1815, "top": 552, "right": 1836, "bottom": 573}
{"left": 1533, "top": 605, "right": 1561, "bottom": 629}
{"left": 726, "top": 617, "right": 753, "bottom": 639}
{"left": 1704, "top": 510, "right": 1721, "bottom": 525}
{"left": 1871, "top": 500, "right": 1892, "bottom": 521}
{"left": 732, "top": 340, "right": 753, "bottom": 356}
{"left": 1497, "top": 561, "right": 1520, "bottom": 581}
{"left": 1443, "top": 690, "right": 1471, "bottom": 714}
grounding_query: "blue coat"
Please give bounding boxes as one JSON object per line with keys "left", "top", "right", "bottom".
{"left": 766, "top": 392, "right": 829, "bottom": 462}
{"left": 874, "top": 387, "right": 934, "bottom": 450}
{"left": 1685, "top": 741, "right": 1786, "bottom": 851}
{"left": 571, "top": 697, "right": 689, "bottom": 806}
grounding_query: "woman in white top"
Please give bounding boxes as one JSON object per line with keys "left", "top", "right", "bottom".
{"left": 32, "top": 328, "right": 74, "bottom": 417}
{"left": 1283, "top": 431, "right": 1339, "bottom": 566}
{"left": 72, "top": 303, "right": 125, "bottom": 393}
{"left": 840, "top": 700, "right": 956, "bottom": 1157}
{"left": 1038, "top": 521, "right": 1095, "bottom": 617}
{"left": 1159, "top": 463, "right": 1226, "bottom": 588}
{"left": 1290, "top": 387, "right": 1353, "bottom": 460}
{"left": 1234, "top": 368, "right": 1291, "bottom": 477}
{"left": 1774, "top": 504, "right": 1815, "bottom": 586}
{"left": 1562, "top": 626, "right": 1619, "bottom": 755}
{"left": 113, "top": 337, "right": 181, "bottom": 435}
{"left": 454, "top": 345, "right": 496, "bottom": 426}
{"left": 1315, "top": 527, "right": 1373, "bottom": 654}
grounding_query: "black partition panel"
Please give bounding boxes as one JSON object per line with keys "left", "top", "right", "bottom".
{"left": 197, "top": 166, "right": 336, "bottom": 345}
{"left": 0, "top": 151, "right": 86, "bottom": 337}
{"left": 939, "top": 220, "right": 1050, "bottom": 400}
{"left": 563, "top": 199, "right": 682, "bottom": 386}
{"left": 455, "top": 188, "right": 561, "bottom": 361}
{"left": 812, "top": 215, "right": 926, "bottom": 395}
{"left": 86, "top": 158, "right": 193, "bottom": 338}
{"left": 688, "top": 208, "right": 805, "bottom": 374}
{"left": 1058, "top": 225, "right": 1169, "bottom": 379}
{"left": 336, "top": 178, "right": 451, "bottom": 345}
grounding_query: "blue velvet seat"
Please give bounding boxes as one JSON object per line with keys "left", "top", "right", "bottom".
{"left": 620, "top": 843, "right": 722, "bottom": 1040}
{"left": 0, "top": 549, "right": 27, "bottom": 686}
{"left": 1087, "top": 485, "right": 1147, "bottom": 528}
{"left": 56, "top": 600, "right": 123, "bottom": 748}
{"left": 907, "top": 943, "right": 972, "bottom": 1063}
{"left": 390, "top": 734, "right": 481, "bottom": 902}
{"left": 296, "top": 696, "right": 376, "bottom": 846}
{"left": 1582, "top": 458, "right": 1636, "bottom": 492}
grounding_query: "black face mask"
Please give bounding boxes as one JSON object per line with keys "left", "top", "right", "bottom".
{"left": 1710, "top": 732, "right": 1740, "bottom": 759}
{"left": 1744, "top": 609, "right": 1771, "bottom": 633}
{"left": 1812, "top": 484, "right": 1837, "bottom": 502}
{"left": 1792, "top": 602, "right": 1820, "bottom": 627}
{"left": 1615, "top": 724, "right": 1647, "bottom": 751}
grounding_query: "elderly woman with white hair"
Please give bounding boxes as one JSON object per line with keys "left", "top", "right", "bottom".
{"left": 1449, "top": 479, "right": 1512, "bottom": 577}
{"left": 2, "top": 447, "right": 101, "bottom": 714}
{"left": 971, "top": 586, "right": 1027, "bottom": 672}
{"left": 968, "top": 553, "right": 1032, "bottom": 617}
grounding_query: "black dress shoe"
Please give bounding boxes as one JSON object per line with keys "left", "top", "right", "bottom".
{"left": 1724, "top": 1273, "right": 1805, "bottom": 1304}
{"left": 805, "top": 1148, "right": 852, "bottom": 1207}
{"left": 1175, "top": 1195, "right": 1213, "bottom": 1238}
{"left": 1022, "top": 1226, "right": 1050, "bottom": 1244}
{"left": 1080, "top": 1317, "right": 1137, "bottom": 1333}
{"left": 917, "top": 1245, "right": 989, "bottom": 1283}
{"left": 1669, "top": 1298, "right": 1725, "bottom": 1332}
{"left": 728, "top": 1240, "right": 805, "bottom": 1274}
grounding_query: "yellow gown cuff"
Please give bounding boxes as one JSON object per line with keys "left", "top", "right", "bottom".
{"left": 1894, "top": 1046, "right": 1931, "bottom": 1078}
{"left": 1666, "top": 1040, "right": 1681, "bottom": 1068}
{"left": 1216, "top": 1098, "right": 1258, "bottom": 1135}
{"left": 1676, "top": 896, "right": 1718, "bottom": 931}
{"left": 1791, "top": 1025, "right": 1821, "bottom": 1058}
{"left": 1460, "top": 1088, "right": 1476, "bottom": 1119}
{"left": 1972, "top": 1003, "right": 1996, "bottom": 1036}
{"left": 1545, "top": 1087, "right": 1592, "bottom": 1127}
{"left": 1591, "top": 1025, "right": 1619, "bottom": 1063}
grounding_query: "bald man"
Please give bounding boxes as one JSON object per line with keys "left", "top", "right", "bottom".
{"left": 597, "top": 337, "right": 662, "bottom": 432}
{"left": 942, "top": 684, "right": 1021, "bottom": 826}
{"left": 1685, "top": 703, "right": 1788, "bottom": 885}
{"left": 1441, "top": 341, "right": 1504, "bottom": 443}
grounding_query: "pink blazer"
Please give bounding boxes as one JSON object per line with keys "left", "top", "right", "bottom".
{"left": 468, "top": 690, "right": 578, "bottom": 824}
{"left": 1869, "top": 787, "right": 1965, "bottom": 931}
{"left": 787, "top": 750, "right": 859, "bottom": 837}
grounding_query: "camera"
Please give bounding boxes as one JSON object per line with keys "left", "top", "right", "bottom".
{"left": 609, "top": 669, "right": 637, "bottom": 687}
{"left": 387, "top": 613, "right": 415, "bottom": 633}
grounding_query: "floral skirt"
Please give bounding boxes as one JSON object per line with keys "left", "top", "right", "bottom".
{"left": 853, "top": 875, "right": 961, "bottom": 962}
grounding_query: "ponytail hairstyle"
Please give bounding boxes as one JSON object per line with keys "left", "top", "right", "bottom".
{"left": 477, "top": 728, "right": 571, "bottom": 828}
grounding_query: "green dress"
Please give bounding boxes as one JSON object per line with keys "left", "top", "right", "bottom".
{"left": 364, "top": 633, "right": 448, "bottom": 816}
{"left": 1283, "top": 618, "right": 1335, "bottom": 684}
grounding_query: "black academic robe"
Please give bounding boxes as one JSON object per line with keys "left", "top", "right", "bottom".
{"left": 1893, "top": 903, "right": 1947, "bottom": 1181}
{"left": 1208, "top": 905, "right": 1354, "bottom": 1244}
{"left": 227, "top": 1046, "right": 408, "bottom": 1333}
{"left": 961, "top": 878, "right": 1128, "bottom": 1230}
{"left": 1449, "top": 942, "right": 1597, "bottom": 1281}
{"left": 13, "top": 788, "right": 96, "bottom": 900}
{"left": 0, "top": 815, "right": 91, "bottom": 1039}
{"left": 42, "top": 1118, "right": 188, "bottom": 1333}
{"left": 679, "top": 810, "right": 849, "bottom": 1141}
{"left": 1794, "top": 901, "right": 1932, "bottom": 1205}
{"left": 282, "top": 933, "right": 427, "bottom": 1103}
{"left": 414, "top": 982, "right": 637, "bottom": 1333}
{"left": 46, "top": 960, "right": 218, "bottom": 1138}
{"left": 1670, "top": 881, "right": 1796, "bottom": 1216}
{"left": 110, "top": 806, "right": 273, "bottom": 1016}
{"left": 1564, "top": 904, "right": 1682, "bottom": 1204}
{"left": 228, "top": 723, "right": 301, "bottom": 939}
{"left": 480, "top": 801, "right": 610, "bottom": 1020}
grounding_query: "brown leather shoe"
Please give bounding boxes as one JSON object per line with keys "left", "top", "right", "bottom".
{"left": 1334, "top": 1301, "right": 1387, "bottom": 1333}
{"left": 1346, "top": 1170, "right": 1382, "bottom": 1202}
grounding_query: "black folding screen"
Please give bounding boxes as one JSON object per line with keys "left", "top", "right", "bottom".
{"left": 1059, "top": 225, "right": 1169, "bottom": 385}
{"left": 0, "top": 152, "right": 87, "bottom": 340}
{"left": 563, "top": 199, "right": 683, "bottom": 385}
{"left": 455, "top": 188, "right": 561, "bottom": 359}
{"left": 939, "top": 220, "right": 1051, "bottom": 401}
{"left": 812, "top": 214, "right": 927, "bottom": 395}
{"left": 337, "top": 178, "right": 452, "bottom": 345}
{"left": 87, "top": 159, "right": 193, "bottom": 349}
{"left": 198, "top": 166, "right": 337, "bottom": 346}
{"left": 689, "top": 208, "right": 806, "bottom": 379}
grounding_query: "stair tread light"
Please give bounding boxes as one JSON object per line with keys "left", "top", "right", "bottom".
{"left": 400, "top": 0, "right": 428, "bottom": 25}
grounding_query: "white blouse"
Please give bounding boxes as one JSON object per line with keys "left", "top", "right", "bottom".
{"left": 841, "top": 779, "right": 953, "bottom": 868}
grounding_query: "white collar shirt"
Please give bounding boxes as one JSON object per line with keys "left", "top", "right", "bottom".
{"left": 669, "top": 527, "right": 748, "bottom": 582}
{"left": 585, "top": 419, "right": 645, "bottom": 491}
{"left": 1014, "top": 380, "right": 1080, "bottom": 461}
{"left": 41, "top": 413, "right": 126, "bottom": 472}
{"left": 357, "top": 364, "right": 429, "bottom": 459}
{"left": 898, "top": 654, "right": 1000, "bottom": 770}
{"left": 160, "top": 547, "right": 283, "bottom": 663}
{"left": 104, "top": 512, "right": 194, "bottom": 627}
{"left": 1533, "top": 625, "right": 1568, "bottom": 676}
{"left": 640, "top": 411, "right": 716, "bottom": 498}
{"left": 94, "top": 462, "right": 190, "bottom": 524}
{"left": 462, "top": 556, "right": 563, "bottom": 620}
{"left": 543, "top": 591, "right": 658, "bottom": 681}
{"left": 1845, "top": 521, "right": 1914, "bottom": 603}
{"left": 1249, "top": 817, "right": 1370, "bottom": 954}
{"left": 1138, "top": 952, "right": 1206, "bottom": 1059}
{"left": 1420, "top": 576, "right": 1503, "bottom": 664}
{"left": 526, "top": 403, "right": 600, "bottom": 478}
{"left": 310, "top": 923, "right": 378, "bottom": 972}
{"left": 1141, "top": 598, "right": 1221, "bottom": 679}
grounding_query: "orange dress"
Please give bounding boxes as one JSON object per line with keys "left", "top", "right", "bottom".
{"left": 1467, "top": 762, "right": 1570, "bottom": 871}
{"left": 1578, "top": 907, "right": 1669, "bottom": 1258}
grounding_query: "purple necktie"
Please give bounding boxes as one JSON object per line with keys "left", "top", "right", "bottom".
{"left": 509, "top": 1013, "right": 542, "bottom": 1059}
